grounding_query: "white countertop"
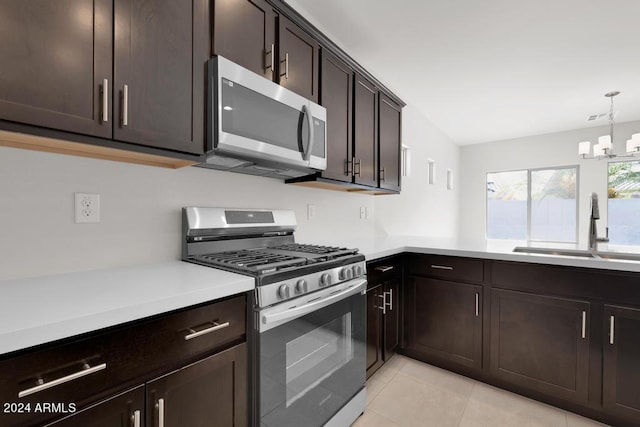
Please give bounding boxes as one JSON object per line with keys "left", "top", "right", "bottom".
{"left": 0, "top": 261, "right": 254, "bottom": 356}
{"left": 360, "top": 236, "right": 640, "bottom": 273}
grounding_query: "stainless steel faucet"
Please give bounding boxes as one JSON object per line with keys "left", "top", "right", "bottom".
{"left": 588, "top": 192, "right": 609, "bottom": 251}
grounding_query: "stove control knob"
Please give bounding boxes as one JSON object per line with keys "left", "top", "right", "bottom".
{"left": 340, "top": 267, "right": 353, "bottom": 280}
{"left": 277, "top": 284, "right": 290, "bottom": 300}
{"left": 320, "top": 273, "right": 332, "bottom": 287}
{"left": 295, "top": 279, "right": 308, "bottom": 294}
{"left": 353, "top": 265, "right": 363, "bottom": 277}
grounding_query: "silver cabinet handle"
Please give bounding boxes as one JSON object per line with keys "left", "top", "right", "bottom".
{"left": 375, "top": 266, "right": 394, "bottom": 272}
{"left": 378, "top": 293, "right": 386, "bottom": 315}
{"left": 184, "top": 321, "right": 230, "bottom": 340}
{"left": 385, "top": 288, "right": 393, "bottom": 311}
{"left": 122, "top": 84, "right": 129, "bottom": 127}
{"left": 344, "top": 159, "right": 353, "bottom": 176}
{"left": 18, "top": 362, "right": 106, "bottom": 398}
{"left": 156, "top": 398, "right": 165, "bottom": 427}
{"left": 431, "top": 265, "right": 453, "bottom": 270}
{"left": 281, "top": 52, "right": 289, "bottom": 79}
{"left": 265, "top": 43, "right": 275, "bottom": 71}
{"left": 609, "top": 315, "right": 615, "bottom": 345}
{"left": 354, "top": 158, "right": 361, "bottom": 177}
{"left": 102, "top": 78, "right": 109, "bottom": 123}
{"left": 581, "top": 311, "right": 587, "bottom": 339}
{"left": 132, "top": 409, "right": 141, "bottom": 427}
{"left": 380, "top": 167, "right": 386, "bottom": 182}
{"left": 475, "top": 293, "right": 479, "bottom": 317}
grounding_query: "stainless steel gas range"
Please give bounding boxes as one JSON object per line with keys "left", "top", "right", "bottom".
{"left": 182, "top": 207, "right": 366, "bottom": 427}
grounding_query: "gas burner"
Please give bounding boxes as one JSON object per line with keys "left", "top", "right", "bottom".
{"left": 271, "top": 243, "right": 350, "bottom": 254}
{"left": 197, "top": 249, "right": 307, "bottom": 274}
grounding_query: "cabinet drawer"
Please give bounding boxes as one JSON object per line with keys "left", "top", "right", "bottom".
{"left": 134, "top": 294, "right": 246, "bottom": 375}
{"left": 407, "top": 254, "right": 483, "bottom": 283}
{"left": 367, "top": 256, "right": 402, "bottom": 285}
{"left": 0, "top": 294, "right": 246, "bottom": 427}
{"left": 0, "top": 328, "right": 143, "bottom": 426}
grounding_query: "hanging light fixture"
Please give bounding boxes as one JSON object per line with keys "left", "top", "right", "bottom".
{"left": 578, "top": 91, "right": 640, "bottom": 159}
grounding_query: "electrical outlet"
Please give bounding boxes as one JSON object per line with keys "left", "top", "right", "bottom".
{"left": 359, "top": 206, "right": 366, "bottom": 219}
{"left": 75, "top": 193, "right": 101, "bottom": 223}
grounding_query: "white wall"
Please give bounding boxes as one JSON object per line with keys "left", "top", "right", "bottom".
{"left": 458, "top": 120, "right": 640, "bottom": 245}
{"left": 0, "top": 104, "right": 461, "bottom": 280}
{"left": 0, "top": 145, "right": 375, "bottom": 280}
{"left": 375, "top": 105, "right": 460, "bottom": 238}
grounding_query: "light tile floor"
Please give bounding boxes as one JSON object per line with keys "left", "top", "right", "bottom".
{"left": 353, "top": 355, "right": 610, "bottom": 427}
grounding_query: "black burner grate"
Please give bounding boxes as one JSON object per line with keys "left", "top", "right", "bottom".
{"left": 271, "top": 244, "right": 348, "bottom": 254}
{"left": 196, "top": 249, "right": 307, "bottom": 274}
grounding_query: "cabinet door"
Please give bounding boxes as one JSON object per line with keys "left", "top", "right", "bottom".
{"left": 0, "top": 0, "right": 113, "bottom": 138}
{"left": 353, "top": 73, "right": 378, "bottom": 187}
{"left": 490, "top": 289, "right": 590, "bottom": 404}
{"left": 384, "top": 279, "right": 400, "bottom": 358}
{"left": 113, "top": 0, "right": 207, "bottom": 154}
{"left": 147, "top": 343, "right": 247, "bottom": 427}
{"left": 405, "top": 277, "right": 482, "bottom": 370}
{"left": 278, "top": 16, "right": 319, "bottom": 102}
{"left": 378, "top": 93, "right": 402, "bottom": 192}
{"left": 319, "top": 50, "right": 353, "bottom": 182}
{"left": 212, "top": 0, "right": 276, "bottom": 81}
{"left": 366, "top": 284, "right": 384, "bottom": 379}
{"left": 603, "top": 305, "right": 640, "bottom": 422}
{"left": 46, "top": 386, "right": 144, "bottom": 427}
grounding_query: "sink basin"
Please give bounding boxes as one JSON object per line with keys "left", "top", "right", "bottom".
{"left": 512, "top": 247, "right": 596, "bottom": 258}
{"left": 513, "top": 247, "right": 640, "bottom": 262}
{"left": 593, "top": 251, "right": 640, "bottom": 262}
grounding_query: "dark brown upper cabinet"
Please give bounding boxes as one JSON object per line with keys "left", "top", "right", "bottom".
{"left": 0, "top": 0, "right": 113, "bottom": 139}
{"left": 378, "top": 93, "right": 402, "bottom": 192}
{"left": 212, "top": 0, "right": 277, "bottom": 81}
{"left": 0, "top": 0, "right": 207, "bottom": 156}
{"left": 113, "top": 0, "right": 208, "bottom": 154}
{"left": 212, "top": 1, "right": 318, "bottom": 102}
{"left": 277, "top": 15, "right": 320, "bottom": 102}
{"left": 320, "top": 50, "right": 353, "bottom": 182}
{"left": 353, "top": 73, "right": 378, "bottom": 187}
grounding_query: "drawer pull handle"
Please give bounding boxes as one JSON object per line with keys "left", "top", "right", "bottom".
{"left": 184, "top": 321, "right": 230, "bottom": 340}
{"left": 132, "top": 409, "right": 141, "bottom": 427}
{"left": 609, "top": 315, "right": 615, "bottom": 345}
{"left": 375, "top": 266, "right": 394, "bottom": 272}
{"left": 430, "top": 264, "right": 453, "bottom": 270}
{"left": 18, "top": 362, "right": 107, "bottom": 398}
{"left": 581, "top": 311, "right": 587, "bottom": 339}
{"left": 157, "top": 398, "right": 165, "bottom": 427}
{"left": 475, "top": 293, "right": 480, "bottom": 317}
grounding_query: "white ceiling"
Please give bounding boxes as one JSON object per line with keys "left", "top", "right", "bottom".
{"left": 286, "top": 0, "right": 640, "bottom": 145}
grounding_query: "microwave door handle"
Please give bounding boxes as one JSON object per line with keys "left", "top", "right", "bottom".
{"left": 301, "top": 104, "right": 314, "bottom": 161}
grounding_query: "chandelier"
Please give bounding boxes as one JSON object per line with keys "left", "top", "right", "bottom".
{"left": 578, "top": 91, "right": 640, "bottom": 159}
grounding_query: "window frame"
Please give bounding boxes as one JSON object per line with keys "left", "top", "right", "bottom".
{"left": 486, "top": 165, "right": 580, "bottom": 243}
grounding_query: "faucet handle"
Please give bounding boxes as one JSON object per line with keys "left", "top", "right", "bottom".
{"left": 597, "top": 226, "right": 610, "bottom": 243}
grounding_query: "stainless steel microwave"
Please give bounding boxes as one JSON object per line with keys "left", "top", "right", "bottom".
{"left": 199, "top": 55, "right": 327, "bottom": 179}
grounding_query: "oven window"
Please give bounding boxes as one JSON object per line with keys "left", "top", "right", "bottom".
{"left": 286, "top": 313, "right": 353, "bottom": 407}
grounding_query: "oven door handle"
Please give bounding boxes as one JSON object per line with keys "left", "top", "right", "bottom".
{"left": 261, "top": 279, "right": 366, "bottom": 330}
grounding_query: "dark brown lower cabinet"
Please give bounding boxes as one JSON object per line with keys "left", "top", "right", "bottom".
{"left": 603, "top": 305, "right": 640, "bottom": 423}
{"left": 46, "top": 386, "right": 144, "bottom": 427}
{"left": 490, "top": 289, "right": 590, "bottom": 404}
{"left": 147, "top": 343, "right": 247, "bottom": 427}
{"left": 405, "top": 276, "right": 482, "bottom": 370}
{"left": 366, "top": 283, "right": 384, "bottom": 378}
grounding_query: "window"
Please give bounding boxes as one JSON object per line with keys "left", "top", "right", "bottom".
{"left": 487, "top": 166, "right": 578, "bottom": 242}
{"left": 608, "top": 160, "right": 640, "bottom": 245}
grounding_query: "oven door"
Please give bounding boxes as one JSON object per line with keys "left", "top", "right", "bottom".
{"left": 257, "top": 278, "right": 366, "bottom": 427}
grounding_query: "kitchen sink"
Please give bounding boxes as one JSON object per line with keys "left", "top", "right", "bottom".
{"left": 512, "top": 247, "right": 596, "bottom": 258}
{"left": 513, "top": 246, "right": 640, "bottom": 262}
